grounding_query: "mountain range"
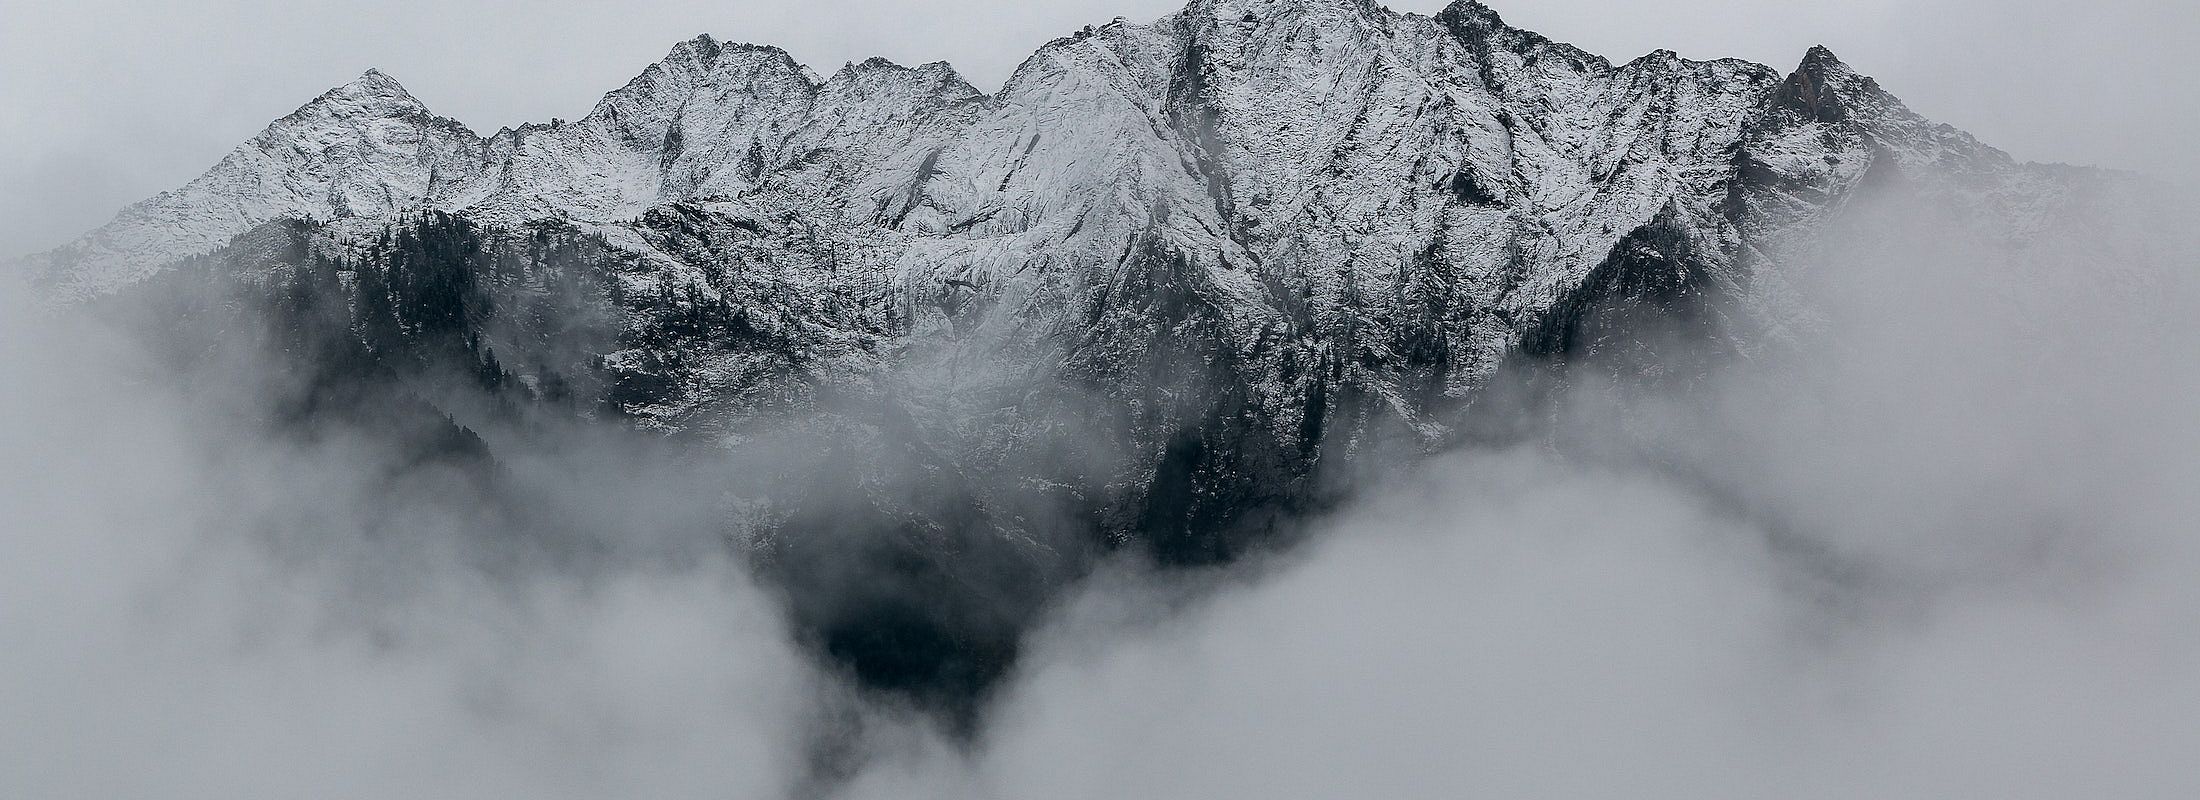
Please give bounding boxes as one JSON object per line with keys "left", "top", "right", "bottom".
{"left": 14, "top": 0, "right": 2123, "bottom": 717}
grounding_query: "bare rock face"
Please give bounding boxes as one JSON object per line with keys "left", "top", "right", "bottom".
{"left": 17, "top": 0, "right": 2126, "bottom": 713}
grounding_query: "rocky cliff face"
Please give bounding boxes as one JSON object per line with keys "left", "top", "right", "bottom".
{"left": 20, "top": 0, "right": 2120, "bottom": 715}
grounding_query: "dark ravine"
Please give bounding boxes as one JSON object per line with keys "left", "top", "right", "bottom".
{"left": 24, "top": 0, "right": 2128, "bottom": 724}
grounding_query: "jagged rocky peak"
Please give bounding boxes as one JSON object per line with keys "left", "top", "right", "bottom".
{"left": 267, "top": 67, "right": 480, "bottom": 153}
{"left": 1798, "top": 44, "right": 1888, "bottom": 89}
{"left": 589, "top": 35, "right": 816, "bottom": 128}
{"left": 1439, "top": 0, "right": 1501, "bottom": 23}
{"left": 1436, "top": 0, "right": 1606, "bottom": 69}
{"left": 1767, "top": 43, "right": 2015, "bottom": 178}
{"left": 21, "top": 0, "right": 2080, "bottom": 318}
{"left": 1183, "top": 0, "right": 1386, "bottom": 25}
{"left": 1175, "top": 0, "right": 1407, "bottom": 82}
{"left": 669, "top": 32, "right": 728, "bottom": 63}
{"left": 1763, "top": 44, "right": 1963, "bottom": 143}
{"left": 1770, "top": 45, "right": 1870, "bottom": 124}
{"left": 271, "top": 67, "right": 458, "bottom": 139}
{"left": 824, "top": 57, "right": 984, "bottom": 106}
{"left": 320, "top": 68, "right": 426, "bottom": 110}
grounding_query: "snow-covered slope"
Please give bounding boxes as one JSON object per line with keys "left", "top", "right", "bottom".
{"left": 23, "top": 0, "right": 2108, "bottom": 479}
{"left": 26, "top": 71, "right": 489, "bottom": 296}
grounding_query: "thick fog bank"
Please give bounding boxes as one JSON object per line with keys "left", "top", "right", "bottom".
{"left": 837, "top": 186, "right": 2200, "bottom": 798}
{"left": 4, "top": 178, "right": 2198, "bottom": 798}
{"left": 0, "top": 277, "right": 822, "bottom": 797}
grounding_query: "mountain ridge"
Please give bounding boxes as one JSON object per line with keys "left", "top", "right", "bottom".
{"left": 18, "top": 0, "right": 2121, "bottom": 495}
{"left": 12, "top": 0, "right": 2131, "bottom": 716}
{"left": 17, "top": 0, "right": 2114, "bottom": 543}
{"left": 23, "top": 0, "right": 2097, "bottom": 300}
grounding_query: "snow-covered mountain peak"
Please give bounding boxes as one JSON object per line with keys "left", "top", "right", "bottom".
{"left": 1771, "top": 45, "right": 1872, "bottom": 123}
{"left": 276, "top": 68, "right": 458, "bottom": 138}
{"left": 327, "top": 68, "right": 420, "bottom": 106}
{"left": 272, "top": 67, "right": 456, "bottom": 140}
{"left": 1798, "top": 45, "right": 1853, "bottom": 76}
{"left": 1439, "top": 0, "right": 1499, "bottom": 20}
{"left": 19, "top": 0, "right": 2097, "bottom": 331}
{"left": 20, "top": 64, "right": 494, "bottom": 298}
{"left": 668, "top": 33, "right": 725, "bottom": 63}
{"left": 1183, "top": 0, "right": 1386, "bottom": 24}
{"left": 826, "top": 57, "right": 983, "bottom": 102}
{"left": 594, "top": 35, "right": 816, "bottom": 117}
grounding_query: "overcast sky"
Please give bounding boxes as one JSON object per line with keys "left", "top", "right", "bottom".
{"left": 3, "top": 0, "right": 2194, "bottom": 256}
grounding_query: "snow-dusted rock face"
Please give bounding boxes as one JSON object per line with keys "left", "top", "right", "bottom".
{"left": 25, "top": 0, "right": 2107, "bottom": 546}
{"left": 23, "top": 0, "right": 2131, "bottom": 711}
{"left": 27, "top": 71, "right": 490, "bottom": 296}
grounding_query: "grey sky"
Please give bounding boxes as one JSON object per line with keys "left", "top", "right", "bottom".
{"left": 2, "top": 0, "right": 2194, "bottom": 256}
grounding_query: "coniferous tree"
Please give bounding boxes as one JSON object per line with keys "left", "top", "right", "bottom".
{"left": 356, "top": 260, "right": 401, "bottom": 357}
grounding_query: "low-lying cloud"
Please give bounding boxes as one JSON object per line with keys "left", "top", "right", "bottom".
{"left": 0, "top": 278, "right": 815, "bottom": 798}
{"left": 837, "top": 183, "right": 2200, "bottom": 798}
{"left": 3, "top": 177, "right": 2196, "bottom": 799}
